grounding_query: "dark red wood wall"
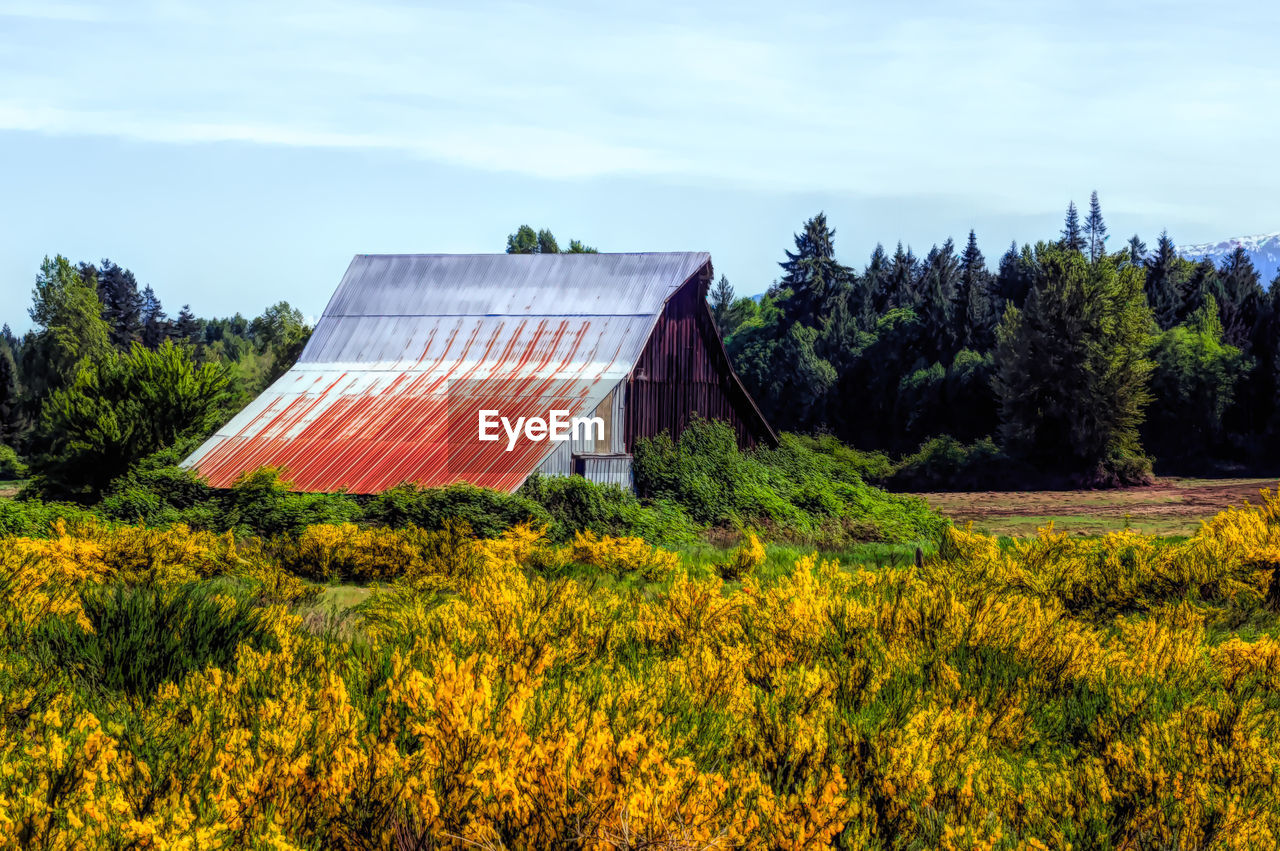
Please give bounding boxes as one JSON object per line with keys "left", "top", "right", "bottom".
{"left": 624, "top": 268, "right": 777, "bottom": 451}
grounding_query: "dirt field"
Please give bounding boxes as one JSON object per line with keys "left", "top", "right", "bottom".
{"left": 916, "top": 477, "right": 1279, "bottom": 538}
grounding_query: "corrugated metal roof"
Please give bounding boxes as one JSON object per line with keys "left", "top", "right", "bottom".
{"left": 184, "top": 252, "right": 711, "bottom": 493}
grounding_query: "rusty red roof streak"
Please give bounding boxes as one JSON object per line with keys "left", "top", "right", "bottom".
{"left": 185, "top": 253, "right": 712, "bottom": 493}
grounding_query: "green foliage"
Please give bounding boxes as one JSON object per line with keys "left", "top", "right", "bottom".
{"left": 98, "top": 449, "right": 219, "bottom": 527}
{"left": 0, "top": 339, "right": 20, "bottom": 445}
{"left": 777, "top": 212, "right": 853, "bottom": 328}
{"left": 0, "top": 444, "right": 26, "bottom": 479}
{"left": 785, "top": 433, "right": 895, "bottom": 484}
{"left": 364, "top": 481, "right": 548, "bottom": 538}
{"left": 27, "top": 582, "right": 277, "bottom": 698}
{"left": 634, "top": 418, "right": 943, "bottom": 544}
{"left": 31, "top": 341, "right": 234, "bottom": 500}
{"left": 23, "top": 255, "right": 112, "bottom": 404}
{"left": 994, "top": 248, "right": 1154, "bottom": 486}
{"left": 889, "top": 435, "right": 1015, "bottom": 491}
{"left": 517, "top": 473, "right": 700, "bottom": 545}
{"left": 246, "top": 301, "right": 311, "bottom": 385}
{"left": 505, "top": 225, "right": 597, "bottom": 254}
{"left": 1145, "top": 296, "right": 1250, "bottom": 464}
{"left": 0, "top": 497, "right": 99, "bottom": 537}
{"left": 709, "top": 274, "right": 735, "bottom": 327}
{"left": 220, "top": 468, "right": 361, "bottom": 537}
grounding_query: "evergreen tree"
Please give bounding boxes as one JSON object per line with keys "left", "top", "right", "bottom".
{"left": 1084, "top": 191, "right": 1108, "bottom": 262}
{"left": 995, "top": 241, "right": 1034, "bottom": 309}
{"left": 140, "top": 285, "right": 170, "bottom": 349}
{"left": 1125, "top": 235, "right": 1147, "bottom": 268}
{"left": 993, "top": 248, "right": 1153, "bottom": 485}
{"left": 0, "top": 339, "right": 18, "bottom": 445}
{"left": 506, "top": 225, "right": 540, "bottom": 254}
{"left": 918, "top": 239, "right": 959, "bottom": 360}
{"left": 1182, "top": 259, "right": 1219, "bottom": 322}
{"left": 955, "top": 230, "right": 994, "bottom": 351}
{"left": 33, "top": 341, "right": 233, "bottom": 499}
{"left": 1060, "top": 201, "right": 1086, "bottom": 253}
{"left": 817, "top": 288, "right": 863, "bottom": 374}
{"left": 174, "top": 305, "right": 203, "bottom": 345}
{"left": 1216, "top": 246, "right": 1263, "bottom": 349}
{"left": 709, "top": 275, "right": 735, "bottom": 326}
{"left": 776, "top": 212, "right": 853, "bottom": 328}
{"left": 885, "top": 242, "right": 919, "bottom": 310}
{"left": 865, "top": 243, "right": 891, "bottom": 315}
{"left": 96, "top": 259, "right": 144, "bottom": 348}
{"left": 1144, "top": 231, "right": 1184, "bottom": 330}
{"left": 536, "top": 229, "right": 560, "bottom": 254}
{"left": 566, "top": 239, "right": 598, "bottom": 254}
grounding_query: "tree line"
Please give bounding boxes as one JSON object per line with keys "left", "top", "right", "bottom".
{"left": 715, "top": 194, "right": 1280, "bottom": 486}
{"left": 0, "top": 256, "right": 312, "bottom": 498}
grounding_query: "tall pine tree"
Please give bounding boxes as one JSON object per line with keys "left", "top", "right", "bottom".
{"left": 1084, "top": 191, "right": 1108, "bottom": 262}
{"left": 1144, "top": 231, "right": 1185, "bottom": 330}
{"left": 96, "top": 260, "right": 144, "bottom": 349}
{"left": 918, "top": 239, "right": 959, "bottom": 361}
{"left": 140, "top": 285, "right": 170, "bottom": 349}
{"left": 885, "top": 243, "right": 919, "bottom": 310}
{"left": 777, "top": 212, "right": 853, "bottom": 328}
{"left": 709, "top": 275, "right": 735, "bottom": 327}
{"left": 1125, "top": 235, "right": 1147, "bottom": 268}
{"left": 1061, "top": 202, "right": 1086, "bottom": 252}
{"left": 954, "top": 230, "right": 994, "bottom": 351}
{"left": 996, "top": 242, "right": 1035, "bottom": 309}
{"left": 1216, "top": 246, "right": 1263, "bottom": 348}
{"left": 865, "top": 244, "right": 891, "bottom": 315}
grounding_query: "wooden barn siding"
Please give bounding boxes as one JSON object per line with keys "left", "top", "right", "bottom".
{"left": 625, "top": 276, "right": 775, "bottom": 451}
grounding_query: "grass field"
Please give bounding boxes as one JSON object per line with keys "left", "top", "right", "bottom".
{"left": 915, "top": 476, "right": 1279, "bottom": 537}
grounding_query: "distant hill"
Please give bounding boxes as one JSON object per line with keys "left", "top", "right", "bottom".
{"left": 1177, "top": 233, "right": 1280, "bottom": 285}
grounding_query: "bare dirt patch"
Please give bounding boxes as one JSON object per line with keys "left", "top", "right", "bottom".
{"left": 914, "top": 477, "right": 1278, "bottom": 538}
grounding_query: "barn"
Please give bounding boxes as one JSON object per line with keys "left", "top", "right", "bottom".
{"left": 183, "top": 252, "right": 776, "bottom": 493}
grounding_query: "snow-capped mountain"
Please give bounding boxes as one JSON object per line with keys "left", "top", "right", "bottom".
{"left": 1177, "top": 233, "right": 1280, "bottom": 285}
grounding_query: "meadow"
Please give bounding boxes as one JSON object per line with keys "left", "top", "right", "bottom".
{"left": 3, "top": 488, "right": 1280, "bottom": 849}
{"left": 916, "top": 477, "right": 1280, "bottom": 538}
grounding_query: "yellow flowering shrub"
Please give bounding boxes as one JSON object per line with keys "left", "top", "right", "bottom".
{"left": 3, "top": 492, "right": 1280, "bottom": 847}
{"left": 569, "top": 529, "right": 681, "bottom": 580}
{"left": 721, "top": 531, "right": 767, "bottom": 580}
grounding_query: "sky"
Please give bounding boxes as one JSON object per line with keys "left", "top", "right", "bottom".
{"left": 1, "top": 0, "right": 1278, "bottom": 330}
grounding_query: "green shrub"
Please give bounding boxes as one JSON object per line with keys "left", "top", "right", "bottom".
{"left": 786, "top": 433, "right": 895, "bottom": 485}
{"left": 0, "top": 497, "right": 100, "bottom": 537}
{"left": 634, "top": 418, "right": 944, "bottom": 543}
{"left": 363, "top": 481, "right": 549, "bottom": 538}
{"left": 518, "top": 473, "right": 700, "bottom": 545}
{"left": 0, "top": 444, "right": 27, "bottom": 479}
{"left": 889, "top": 435, "right": 1017, "bottom": 491}
{"left": 221, "top": 467, "right": 362, "bottom": 537}
{"left": 99, "top": 462, "right": 217, "bottom": 526}
{"left": 27, "top": 581, "right": 278, "bottom": 698}
{"left": 30, "top": 340, "right": 235, "bottom": 500}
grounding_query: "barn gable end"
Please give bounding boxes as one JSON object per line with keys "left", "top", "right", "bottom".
{"left": 626, "top": 266, "right": 777, "bottom": 451}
